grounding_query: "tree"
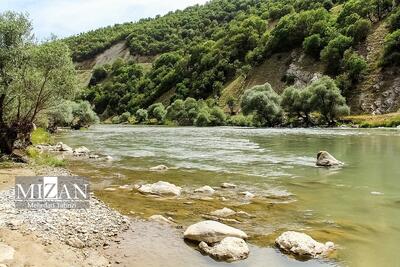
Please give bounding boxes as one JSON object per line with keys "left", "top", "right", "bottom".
{"left": 0, "top": 12, "right": 77, "bottom": 154}
{"left": 342, "top": 50, "right": 368, "bottom": 82}
{"left": 240, "top": 83, "right": 283, "bottom": 126}
{"left": 281, "top": 86, "right": 313, "bottom": 125}
{"left": 135, "top": 109, "right": 148, "bottom": 123}
{"left": 226, "top": 96, "right": 237, "bottom": 115}
{"left": 303, "top": 34, "right": 322, "bottom": 58}
{"left": 70, "top": 101, "right": 99, "bottom": 129}
{"left": 147, "top": 103, "right": 166, "bottom": 122}
{"left": 321, "top": 35, "right": 353, "bottom": 74}
{"left": 382, "top": 29, "right": 400, "bottom": 66}
{"left": 308, "top": 77, "right": 350, "bottom": 125}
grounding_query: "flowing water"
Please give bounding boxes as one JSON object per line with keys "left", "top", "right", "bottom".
{"left": 57, "top": 125, "right": 400, "bottom": 267}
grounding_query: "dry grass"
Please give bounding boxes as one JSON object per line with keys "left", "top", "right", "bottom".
{"left": 344, "top": 113, "right": 400, "bottom": 128}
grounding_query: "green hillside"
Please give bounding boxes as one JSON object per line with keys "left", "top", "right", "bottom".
{"left": 64, "top": 0, "right": 400, "bottom": 122}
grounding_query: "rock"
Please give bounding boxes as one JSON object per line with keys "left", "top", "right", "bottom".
{"left": 236, "top": 211, "right": 254, "bottom": 218}
{"left": 150, "top": 165, "right": 169, "bottom": 171}
{"left": 275, "top": 231, "right": 334, "bottom": 258}
{"left": 221, "top": 182, "right": 237, "bottom": 189}
{"left": 371, "top": 191, "right": 384, "bottom": 195}
{"left": 199, "top": 237, "right": 249, "bottom": 262}
{"left": 240, "top": 191, "right": 255, "bottom": 199}
{"left": 397, "top": 125, "right": 400, "bottom": 129}
{"left": 56, "top": 142, "right": 73, "bottom": 153}
{"left": 194, "top": 186, "right": 215, "bottom": 195}
{"left": 105, "top": 155, "right": 113, "bottom": 161}
{"left": 89, "top": 154, "right": 99, "bottom": 159}
{"left": 0, "top": 243, "right": 15, "bottom": 262}
{"left": 7, "top": 219, "right": 23, "bottom": 230}
{"left": 210, "top": 207, "right": 236, "bottom": 218}
{"left": 201, "top": 215, "right": 240, "bottom": 224}
{"left": 184, "top": 220, "right": 248, "bottom": 243}
{"left": 104, "top": 188, "right": 117, "bottom": 192}
{"left": 316, "top": 151, "right": 342, "bottom": 167}
{"left": 73, "top": 146, "right": 90, "bottom": 155}
{"left": 149, "top": 215, "right": 175, "bottom": 224}
{"left": 138, "top": 181, "right": 181, "bottom": 196}
{"left": 67, "top": 237, "right": 85, "bottom": 248}
{"left": 118, "top": 185, "right": 130, "bottom": 190}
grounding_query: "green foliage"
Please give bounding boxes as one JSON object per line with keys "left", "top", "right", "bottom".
{"left": 345, "top": 18, "right": 371, "bottom": 43}
{"left": 147, "top": 103, "right": 166, "bottom": 123}
{"left": 281, "top": 86, "right": 313, "bottom": 124}
{"left": 26, "top": 146, "right": 65, "bottom": 167}
{"left": 308, "top": 76, "right": 350, "bottom": 124}
{"left": 321, "top": 34, "right": 353, "bottom": 73}
{"left": 240, "top": 83, "right": 283, "bottom": 126}
{"left": 227, "top": 114, "right": 254, "bottom": 127}
{"left": 135, "top": 109, "right": 148, "bottom": 123}
{"left": 90, "top": 66, "right": 108, "bottom": 86}
{"left": 342, "top": 49, "right": 368, "bottom": 82}
{"left": 382, "top": 29, "right": 400, "bottom": 66}
{"left": 388, "top": 8, "right": 400, "bottom": 31}
{"left": 303, "top": 34, "right": 323, "bottom": 58}
{"left": 31, "top": 128, "right": 54, "bottom": 145}
{"left": 120, "top": 112, "right": 131, "bottom": 122}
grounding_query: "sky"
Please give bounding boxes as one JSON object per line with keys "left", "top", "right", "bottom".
{"left": 0, "top": 0, "right": 209, "bottom": 40}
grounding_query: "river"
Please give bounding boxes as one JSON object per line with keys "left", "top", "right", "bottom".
{"left": 57, "top": 125, "right": 400, "bottom": 267}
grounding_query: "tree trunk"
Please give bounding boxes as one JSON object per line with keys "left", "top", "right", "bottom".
{"left": 0, "top": 127, "right": 18, "bottom": 155}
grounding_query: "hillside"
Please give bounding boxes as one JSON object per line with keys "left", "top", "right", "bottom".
{"left": 65, "top": 0, "right": 400, "bottom": 119}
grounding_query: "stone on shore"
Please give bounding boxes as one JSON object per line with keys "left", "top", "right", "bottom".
{"left": 184, "top": 220, "right": 248, "bottom": 243}
{"left": 138, "top": 181, "right": 181, "bottom": 196}
{"left": 275, "top": 231, "right": 334, "bottom": 258}
{"left": 56, "top": 142, "right": 73, "bottom": 153}
{"left": 240, "top": 191, "right": 255, "bottom": 199}
{"left": 210, "top": 207, "right": 236, "bottom": 218}
{"left": 194, "top": 186, "right": 215, "bottom": 195}
{"left": 0, "top": 243, "right": 15, "bottom": 262}
{"left": 67, "top": 237, "right": 85, "bottom": 248}
{"left": 199, "top": 237, "right": 249, "bottom": 262}
{"left": 73, "top": 146, "right": 90, "bottom": 155}
{"left": 150, "top": 165, "right": 169, "bottom": 171}
{"left": 316, "top": 151, "right": 342, "bottom": 167}
{"left": 221, "top": 183, "right": 237, "bottom": 189}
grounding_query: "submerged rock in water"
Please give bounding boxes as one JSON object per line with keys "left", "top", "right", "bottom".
{"left": 148, "top": 215, "right": 175, "bottom": 224}
{"left": 150, "top": 165, "right": 169, "bottom": 171}
{"left": 275, "top": 231, "right": 334, "bottom": 258}
{"left": 138, "top": 181, "right": 181, "bottom": 196}
{"left": 184, "top": 220, "right": 248, "bottom": 243}
{"left": 0, "top": 243, "right": 15, "bottom": 262}
{"left": 199, "top": 237, "right": 249, "bottom": 262}
{"left": 240, "top": 191, "right": 255, "bottom": 199}
{"left": 221, "top": 183, "right": 237, "bottom": 189}
{"left": 210, "top": 207, "right": 236, "bottom": 218}
{"left": 105, "top": 155, "right": 113, "bottom": 161}
{"left": 194, "top": 186, "right": 215, "bottom": 195}
{"left": 316, "top": 151, "right": 342, "bottom": 167}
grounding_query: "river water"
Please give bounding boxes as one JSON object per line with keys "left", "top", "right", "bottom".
{"left": 57, "top": 125, "right": 400, "bottom": 267}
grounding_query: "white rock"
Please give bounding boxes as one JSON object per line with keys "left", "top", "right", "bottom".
{"left": 210, "top": 207, "right": 236, "bottom": 218}
{"left": 221, "top": 183, "right": 237, "bottom": 189}
{"left": 57, "top": 142, "right": 73, "bottom": 152}
{"left": 74, "top": 146, "right": 90, "bottom": 155}
{"left": 316, "top": 151, "right": 342, "bottom": 167}
{"left": 138, "top": 181, "right": 181, "bottom": 196}
{"left": 371, "top": 191, "right": 384, "bottom": 195}
{"left": 199, "top": 237, "right": 249, "bottom": 262}
{"left": 149, "top": 215, "right": 175, "bottom": 224}
{"left": 240, "top": 191, "right": 255, "bottom": 199}
{"left": 184, "top": 220, "right": 248, "bottom": 243}
{"left": 119, "top": 185, "right": 130, "bottom": 190}
{"left": 67, "top": 237, "right": 85, "bottom": 248}
{"left": 0, "top": 243, "right": 15, "bottom": 262}
{"left": 275, "top": 231, "right": 334, "bottom": 258}
{"left": 105, "top": 155, "right": 113, "bottom": 161}
{"left": 194, "top": 186, "right": 215, "bottom": 195}
{"left": 150, "top": 165, "right": 169, "bottom": 171}
{"left": 104, "top": 188, "right": 117, "bottom": 192}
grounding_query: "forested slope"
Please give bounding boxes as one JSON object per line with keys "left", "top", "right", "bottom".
{"left": 64, "top": 0, "right": 400, "bottom": 120}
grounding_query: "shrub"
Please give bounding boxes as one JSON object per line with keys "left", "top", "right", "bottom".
{"left": 120, "top": 112, "right": 131, "bottom": 123}
{"left": 281, "top": 86, "right": 313, "bottom": 125}
{"left": 147, "top": 103, "right": 166, "bottom": 122}
{"left": 382, "top": 30, "right": 400, "bottom": 66}
{"left": 346, "top": 19, "right": 371, "bottom": 43}
{"left": 240, "top": 83, "right": 283, "bottom": 126}
{"left": 209, "top": 106, "right": 226, "bottom": 126}
{"left": 227, "top": 114, "right": 254, "bottom": 127}
{"left": 303, "top": 34, "right": 322, "bottom": 58}
{"left": 321, "top": 34, "right": 353, "bottom": 74}
{"left": 135, "top": 109, "right": 148, "bottom": 123}
{"left": 388, "top": 8, "right": 400, "bottom": 31}
{"left": 31, "top": 128, "right": 54, "bottom": 145}
{"left": 71, "top": 101, "right": 100, "bottom": 129}
{"left": 195, "top": 110, "right": 211, "bottom": 127}
{"left": 342, "top": 50, "right": 368, "bottom": 82}
{"left": 111, "top": 116, "right": 121, "bottom": 124}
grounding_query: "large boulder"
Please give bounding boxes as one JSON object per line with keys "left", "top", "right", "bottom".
{"left": 199, "top": 237, "right": 249, "bottom": 262}
{"left": 275, "top": 231, "right": 334, "bottom": 258}
{"left": 194, "top": 186, "right": 215, "bottom": 195}
{"left": 138, "top": 181, "right": 181, "bottom": 196}
{"left": 316, "top": 151, "right": 342, "bottom": 167}
{"left": 74, "top": 146, "right": 90, "bottom": 155}
{"left": 184, "top": 220, "right": 248, "bottom": 243}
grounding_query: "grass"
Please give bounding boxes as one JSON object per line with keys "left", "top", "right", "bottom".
{"left": 344, "top": 113, "right": 400, "bottom": 128}
{"left": 31, "top": 128, "right": 54, "bottom": 145}
{"left": 26, "top": 146, "right": 65, "bottom": 167}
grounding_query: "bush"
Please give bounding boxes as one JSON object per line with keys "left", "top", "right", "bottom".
{"left": 388, "top": 8, "right": 400, "bottom": 31}
{"left": 321, "top": 34, "right": 353, "bottom": 74}
{"left": 31, "top": 128, "right": 54, "bottom": 145}
{"left": 111, "top": 116, "right": 121, "bottom": 124}
{"left": 281, "top": 86, "right": 313, "bottom": 125}
{"left": 227, "top": 114, "right": 254, "bottom": 127}
{"left": 135, "top": 109, "right": 148, "bottom": 123}
{"left": 195, "top": 110, "right": 211, "bottom": 127}
{"left": 308, "top": 76, "right": 350, "bottom": 124}
{"left": 382, "top": 30, "right": 400, "bottom": 66}
{"left": 346, "top": 19, "right": 371, "bottom": 43}
{"left": 303, "top": 34, "right": 322, "bottom": 58}
{"left": 120, "top": 112, "right": 131, "bottom": 123}
{"left": 342, "top": 50, "right": 368, "bottom": 82}
{"left": 148, "top": 103, "right": 166, "bottom": 123}
{"left": 71, "top": 101, "right": 100, "bottom": 130}
{"left": 240, "top": 83, "right": 283, "bottom": 126}
{"left": 209, "top": 106, "right": 226, "bottom": 126}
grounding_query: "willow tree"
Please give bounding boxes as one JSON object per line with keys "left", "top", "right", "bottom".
{"left": 0, "top": 12, "right": 77, "bottom": 154}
